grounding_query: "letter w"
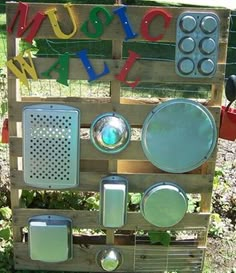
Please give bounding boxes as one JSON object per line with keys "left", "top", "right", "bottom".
{"left": 6, "top": 50, "right": 38, "bottom": 89}
{"left": 7, "top": 2, "right": 46, "bottom": 43}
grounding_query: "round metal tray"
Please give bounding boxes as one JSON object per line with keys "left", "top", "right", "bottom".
{"left": 141, "top": 182, "right": 188, "bottom": 228}
{"left": 141, "top": 99, "right": 217, "bottom": 173}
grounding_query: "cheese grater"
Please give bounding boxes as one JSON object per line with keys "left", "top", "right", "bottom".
{"left": 23, "top": 104, "right": 80, "bottom": 189}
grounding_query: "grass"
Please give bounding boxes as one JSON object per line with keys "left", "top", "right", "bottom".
{"left": 0, "top": 13, "right": 6, "bottom": 67}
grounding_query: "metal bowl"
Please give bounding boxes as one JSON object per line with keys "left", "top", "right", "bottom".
{"left": 97, "top": 248, "right": 122, "bottom": 272}
{"left": 90, "top": 113, "right": 131, "bottom": 154}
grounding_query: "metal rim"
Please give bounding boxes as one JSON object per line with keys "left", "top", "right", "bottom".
{"left": 141, "top": 182, "right": 188, "bottom": 227}
{"left": 90, "top": 112, "right": 131, "bottom": 154}
{"left": 141, "top": 99, "right": 217, "bottom": 173}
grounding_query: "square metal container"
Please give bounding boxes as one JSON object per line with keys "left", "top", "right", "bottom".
{"left": 28, "top": 215, "right": 72, "bottom": 262}
{"left": 23, "top": 104, "right": 80, "bottom": 189}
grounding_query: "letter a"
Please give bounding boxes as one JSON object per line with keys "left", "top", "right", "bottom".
{"left": 41, "top": 53, "right": 69, "bottom": 86}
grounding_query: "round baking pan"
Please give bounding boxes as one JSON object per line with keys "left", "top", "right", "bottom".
{"left": 141, "top": 99, "right": 217, "bottom": 173}
{"left": 141, "top": 182, "right": 188, "bottom": 228}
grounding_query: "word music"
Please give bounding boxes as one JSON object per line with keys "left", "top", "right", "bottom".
{"left": 6, "top": 2, "right": 173, "bottom": 88}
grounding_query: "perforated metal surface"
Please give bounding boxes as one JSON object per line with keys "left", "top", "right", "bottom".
{"left": 23, "top": 104, "right": 80, "bottom": 189}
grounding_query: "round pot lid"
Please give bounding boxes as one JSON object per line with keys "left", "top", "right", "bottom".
{"left": 141, "top": 182, "right": 188, "bottom": 227}
{"left": 141, "top": 99, "right": 217, "bottom": 173}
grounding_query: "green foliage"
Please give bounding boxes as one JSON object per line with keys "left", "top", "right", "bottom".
{"left": 0, "top": 68, "right": 7, "bottom": 118}
{"left": 212, "top": 167, "right": 236, "bottom": 228}
{"left": 148, "top": 231, "right": 172, "bottom": 246}
{"left": 0, "top": 207, "right": 12, "bottom": 242}
{"left": 128, "top": 193, "right": 142, "bottom": 211}
{"left": 213, "top": 167, "right": 225, "bottom": 188}
{"left": 0, "top": 207, "right": 12, "bottom": 220}
{"left": 187, "top": 194, "right": 200, "bottom": 213}
{"left": 0, "top": 228, "right": 11, "bottom": 241}
{"left": 0, "top": 243, "right": 14, "bottom": 272}
{"left": 130, "top": 193, "right": 142, "bottom": 205}
{"left": 209, "top": 213, "right": 233, "bottom": 238}
{"left": 85, "top": 194, "right": 100, "bottom": 210}
{"left": 0, "top": 207, "right": 13, "bottom": 271}
{"left": 20, "top": 190, "right": 100, "bottom": 211}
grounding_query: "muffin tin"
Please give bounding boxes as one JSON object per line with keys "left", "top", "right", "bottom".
{"left": 175, "top": 12, "right": 220, "bottom": 77}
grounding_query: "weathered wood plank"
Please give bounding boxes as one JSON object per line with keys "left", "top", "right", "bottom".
{"left": 11, "top": 170, "right": 213, "bottom": 193}
{"left": 14, "top": 243, "right": 134, "bottom": 272}
{"left": 13, "top": 209, "right": 210, "bottom": 230}
{"left": 7, "top": 27, "right": 22, "bottom": 244}
{"left": 9, "top": 137, "right": 218, "bottom": 163}
{"left": 118, "top": 160, "right": 201, "bottom": 174}
{"left": 6, "top": 3, "right": 230, "bottom": 42}
{"left": 9, "top": 100, "right": 221, "bottom": 126}
{"left": 7, "top": 57, "right": 226, "bottom": 84}
{"left": 14, "top": 242, "right": 204, "bottom": 272}
{"left": 151, "top": 0, "right": 235, "bottom": 9}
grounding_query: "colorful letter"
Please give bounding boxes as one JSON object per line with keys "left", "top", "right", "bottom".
{"left": 81, "top": 6, "right": 113, "bottom": 38}
{"left": 45, "top": 3, "right": 77, "bottom": 39}
{"left": 113, "top": 6, "right": 137, "bottom": 41}
{"left": 76, "top": 49, "right": 110, "bottom": 81}
{"left": 115, "top": 50, "right": 140, "bottom": 88}
{"left": 41, "top": 53, "right": 69, "bottom": 86}
{"left": 140, "top": 9, "right": 172, "bottom": 42}
{"left": 7, "top": 2, "right": 46, "bottom": 44}
{"left": 6, "top": 49, "right": 38, "bottom": 89}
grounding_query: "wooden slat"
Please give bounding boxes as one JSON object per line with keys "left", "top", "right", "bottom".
{"left": 117, "top": 160, "right": 213, "bottom": 174}
{"left": 9, "top": 100, "right": 221, "bottom": 126}
{"left": 152, "top": 0, "right": 235, "bottom": 9}
{"left": 6, "top": 3, "right": 230, "bottom": 42}
{"left": 14, "top": 242, "right": 204, "bottom": 272}
{"left": 21, "top": 96, "right": 207, "bottom": 104}
{"left": 210, "top": 83, "right": 225, "bottom": 106}
{"left": 9, "top": 100, "right": 155, "bottom": 125}
{"left": 7, "top": 57, "right": 226, "bottom": 84}
{"left": 14, "top": 243, "right": 134, "bottom": 272}
{"left": 10, "top": 138, "right": 142, "bottom": 159}
{"left": 13, "top": 209, "right": 210, "bottom": 230}
{"left": 7, "top": 26, "right": 22, "bottom": 244}
{"left": 9, "top": 137, "right": 218, "bottom": 163}
{"left": 11, "top": 170, "right": 213, "bottom": 193}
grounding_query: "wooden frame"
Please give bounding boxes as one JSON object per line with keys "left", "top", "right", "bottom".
{"left": 6, "top": 2, "right": 230, "bottom": 272}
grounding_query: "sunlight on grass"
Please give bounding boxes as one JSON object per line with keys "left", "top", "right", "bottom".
{"left": 0, "top": 13, "right": 6, "bottom": 67}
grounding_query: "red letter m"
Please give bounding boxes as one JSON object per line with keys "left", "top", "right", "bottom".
{"left": 7, "top": 2, "right": 46, "bottom": 43}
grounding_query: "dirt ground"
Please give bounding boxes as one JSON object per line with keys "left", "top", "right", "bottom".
{"left": 205, "top": 139, "right": 236, "bottom": 273}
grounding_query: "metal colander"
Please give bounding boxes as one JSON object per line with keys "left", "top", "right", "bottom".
{"left": 23, "top": 104, "right": 80, "bottom": 189}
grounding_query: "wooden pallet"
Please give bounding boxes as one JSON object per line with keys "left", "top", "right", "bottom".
{"left": 6, "top": 2, "right": 230, "bottom": 272}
